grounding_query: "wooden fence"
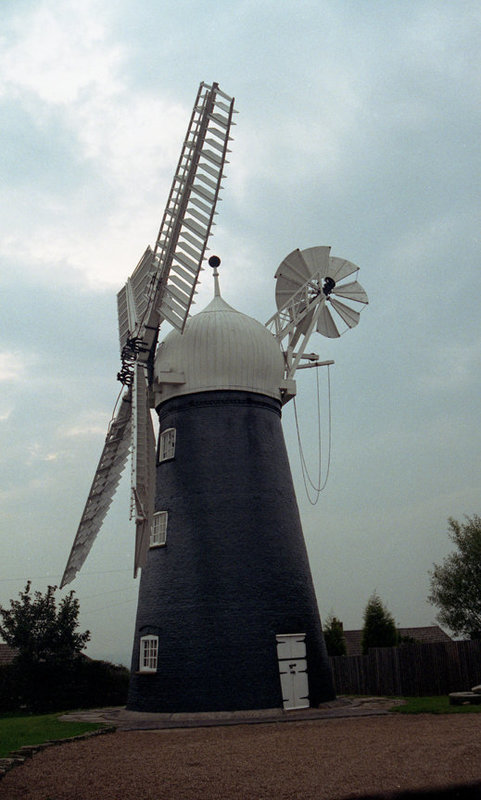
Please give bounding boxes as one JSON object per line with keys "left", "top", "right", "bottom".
{"left": 329, "top": 640, "right": 481, "bottom": 696}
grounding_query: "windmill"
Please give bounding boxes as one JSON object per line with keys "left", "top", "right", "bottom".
{"left": 61, "top": 82, "right": 368, "bottom": 713}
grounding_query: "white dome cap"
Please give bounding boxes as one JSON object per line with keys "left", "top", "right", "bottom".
{"left": 154, "top": 288, "right": 285, "bottom": 405}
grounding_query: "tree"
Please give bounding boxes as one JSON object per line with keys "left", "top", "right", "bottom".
{"left": 323, "top": 615, "right": 347, "bottom": 656}
{"left": 0, "top": 582, "right": 90, "bottom": 665}
{"left": 428, "top": 515, "right": 481, "bottom": 639}
{"left": 0, "top": 582, "right": 91, "bottom": 711}
{"left": 361, "top": 593, "right": 398, "bottom": 654}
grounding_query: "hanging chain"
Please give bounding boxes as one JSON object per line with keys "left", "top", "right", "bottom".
{"left": 293, "top": 364, "right": 332, "bottom": 505}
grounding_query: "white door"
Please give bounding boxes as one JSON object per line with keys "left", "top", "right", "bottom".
{"left": 276, "top": 634, "right": 309, "bottom": 710}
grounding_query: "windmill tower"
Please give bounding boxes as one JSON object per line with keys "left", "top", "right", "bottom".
{"left": 61, "top": 82, "right": 368, "bottom": 713}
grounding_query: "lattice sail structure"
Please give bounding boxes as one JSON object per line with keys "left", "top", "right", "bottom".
{"left": 61, "top": 82, "right": 235, "bottom": 588}
{"left": 60, "top": 394, "right": 132, "bottom": 587}
{"left": 117, "top": 81, "right": 236, "bottom": 358}
{"left": 117, "top": 247, "right": 155, "bottom": 352}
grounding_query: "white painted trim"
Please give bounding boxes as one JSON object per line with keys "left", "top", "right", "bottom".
{"left": 150, "top": 511, "right": 168, "bottom": 547}
{"left": 159, "top": 428, "right": 176, "bottom": 462}
{"left": 139, "top": 635, "right": 159, "bottom": 673}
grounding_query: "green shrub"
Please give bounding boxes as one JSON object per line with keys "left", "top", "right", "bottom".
{"left": 0, "top": 658, "right": 130, "bottom": 713}
{"left": 75, "top": 659, "right": 130, "bottom": 709}
{"left": 0, "top": 664, "right": 21, "bottom": 712}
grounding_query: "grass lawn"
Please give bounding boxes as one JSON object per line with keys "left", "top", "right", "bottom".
{"left": 0, "top": 712, "right": 103, "bottom": 758}
{"left": 391, "top": 696, "right": 481, "bottom": 714}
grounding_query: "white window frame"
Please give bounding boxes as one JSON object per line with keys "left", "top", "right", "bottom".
{"left": 139, "top": 635, "right": 159, "bottom": 673}
{"left": 159, "top": 428, "right": 176, "bottom": 462}
{"left": 150, "top": 511, "right": 168, "bottom": 548}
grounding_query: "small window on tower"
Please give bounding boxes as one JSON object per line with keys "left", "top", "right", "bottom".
{"left": 150, "top": 511, "right": 168, "bottom": 548}
{"left": 159, "top": 428, "right": 176, "bottom": 462}
{"left": 139, "top": 635, "right": 159, "bottom": 673}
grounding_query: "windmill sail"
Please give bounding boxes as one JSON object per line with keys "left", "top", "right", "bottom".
{"left": 60, "top": 393, "right": 132, "bottom": 588}
{"left": 118, "top": 81, "right": 236, "bottom": 365}
{"left": 117, "top": 247, "right": 156, "bottom": 353}
{"left": 61, "top": 82, "right": 235, "bottom": 588}
{"left": 131, "top": 364, "right": 156, "bottom": 576}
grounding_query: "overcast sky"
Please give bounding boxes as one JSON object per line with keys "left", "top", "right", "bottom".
{"left": 1, "top": 0, "right": 480, "bottom": 666}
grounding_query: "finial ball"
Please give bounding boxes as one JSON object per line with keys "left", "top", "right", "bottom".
{"left": 208, "top": 255, "right": 221, "bottom": 268}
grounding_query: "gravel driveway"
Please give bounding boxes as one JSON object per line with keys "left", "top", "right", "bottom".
{"left": 1, "top": 714, "right": 481, "bottom": 799}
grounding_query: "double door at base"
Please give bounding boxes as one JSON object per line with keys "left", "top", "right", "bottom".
{"left": 276, "top": 633, "right": 309, "bottom": 710}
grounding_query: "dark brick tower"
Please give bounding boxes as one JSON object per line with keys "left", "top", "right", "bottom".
{"left": 127, "top": 281, "right": 335, "bottom": 712}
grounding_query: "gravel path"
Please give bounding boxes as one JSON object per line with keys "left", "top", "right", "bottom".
{"left": 1, "top": 714, "right": 481, "bottom": 799}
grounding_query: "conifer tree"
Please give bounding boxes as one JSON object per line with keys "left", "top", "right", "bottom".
{"left": 324, "top": 615, "right": 347, "bottom": 656}
{"left": 361, "top": 593, "right": 398, "bottom": 654}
